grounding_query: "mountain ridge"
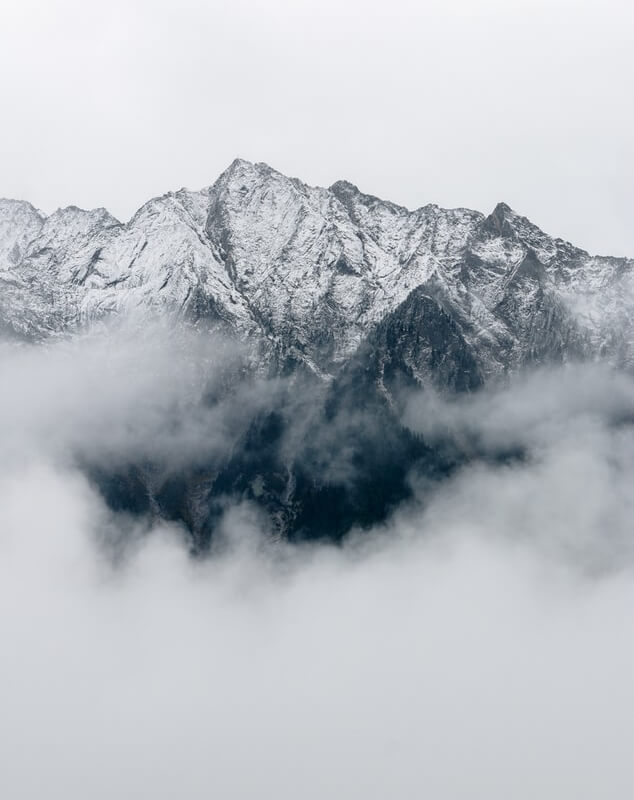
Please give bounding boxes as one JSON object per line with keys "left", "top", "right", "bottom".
{"left": 0, "top": 158, "right": 625, "bottom": 258}
{"left": 1, "top": 158, "right": 632, "bottom": 382}
{"left": 2, "top": 159, "right": 633, "bottom": 544}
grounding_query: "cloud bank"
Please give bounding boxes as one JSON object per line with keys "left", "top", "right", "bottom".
{"left": 0, "top": 325, "right": 633, "bottom": 799}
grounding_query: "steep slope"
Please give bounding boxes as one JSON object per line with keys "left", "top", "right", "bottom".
{"left": 2, "top": 161, "right": 633, "bottom": 544}
{"left": 2, "top": 159, "right": 632, "bottom": 376}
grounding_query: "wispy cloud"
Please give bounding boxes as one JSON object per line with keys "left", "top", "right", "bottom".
{"left": 0, "top": 325, "right": 633, "bottom": 799}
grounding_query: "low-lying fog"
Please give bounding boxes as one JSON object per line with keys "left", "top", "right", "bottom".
{"left": 1, "top": 324, "right": 632, "bottom": 799}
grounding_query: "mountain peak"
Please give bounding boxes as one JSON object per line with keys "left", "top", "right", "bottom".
{"left": 493, "top": 201, "right": 513, "bottom": 215}
{"left": 225, "top": 157, "right": 256, "bottom": 172}
{"left": 330, "top": 178, "right": 412, "bottom": 216}
{"left": 47, "top": 204, "right": 121, "bottom": 228}
{"left": 0, "top": 197, "right": 46, "bottom": 220}
{"left": 220, "top": 158, "right": 280, "bottom": 180}
{"left": 330, "top": 179, "right": 360, "bottom": 195}
{"left": 212, "top": 159, "right": 296, "bottom": 197}
{"left": 491, "top": 200, "right": 516, "bottom": 222}
{"left": 482, "top": 201, "right": 521, "bottom": 237}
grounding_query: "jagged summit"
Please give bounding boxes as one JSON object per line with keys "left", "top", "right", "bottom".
{"left": 3, "top": 160, "right": 633, "bottom": 544}
{"left": 0, "top": 162, "right": 563, "bottom": 250}
{"left": 485, "top": 200, "right": 513, "bottom": 228}
{"left": 0, "top": 197, "right": 45, "bottom": 215}
{"left": 0, "top": 160, "right": 632, "bottom": 375}
{"left": 215, "top": 158, "right": 296, "bottom": 193}
{"left": 329, "top": 178, "right": 416, "bottom": 219}
{"left": 329, "top": 179, "right": 359, "bottom": 194}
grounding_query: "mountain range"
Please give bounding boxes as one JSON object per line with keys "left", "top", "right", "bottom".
{"left": 2, "top": 160, "right": 632, "bottom": 545}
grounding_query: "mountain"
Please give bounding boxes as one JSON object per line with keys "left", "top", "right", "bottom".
{"left": 2, "top": 160, "right": 633, "bottom": 545}
{"left": 2, "top": 159, "right": 633, "bottom": 375}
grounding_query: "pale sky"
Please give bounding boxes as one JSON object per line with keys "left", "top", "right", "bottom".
{"left": 1, "top": 0, "right": 632, "bottom": 255}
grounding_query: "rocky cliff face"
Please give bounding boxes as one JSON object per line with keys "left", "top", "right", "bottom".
{"left": 2, "top": 161, "right": 632, "bottom": 544}
{"left": 2, "top": 158, "right": 632, "bottom": 376}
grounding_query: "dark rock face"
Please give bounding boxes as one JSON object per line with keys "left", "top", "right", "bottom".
{"left": 1, "top": 162, "right": 633, "bottom": 544}
{"left": 362, "top": 289, "right": 484, "bottom": 395}
{"left": 82, "top": 291, "right": 496, "bottom": 548}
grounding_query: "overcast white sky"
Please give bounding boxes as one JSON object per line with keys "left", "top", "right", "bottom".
{"left": 1, "top": 0, "right": 632, "bottom": 255}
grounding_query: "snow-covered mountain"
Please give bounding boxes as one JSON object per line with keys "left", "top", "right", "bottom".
{"left": 2, "top": 159, "right": 633, "bottom": 386}
{"left": 3, "top": 160, "right": 633, "bottom": 544}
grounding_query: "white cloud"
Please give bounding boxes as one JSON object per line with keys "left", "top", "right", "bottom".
{"left": 0, "top": 320, "right": 278, "bottom": 469}
{"left": 0, "top": 326, "right": 633, "bottom": 798}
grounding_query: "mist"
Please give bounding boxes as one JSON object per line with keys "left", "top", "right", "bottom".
{"left": 0, "top": 326, "right": 633, "bottom": 799}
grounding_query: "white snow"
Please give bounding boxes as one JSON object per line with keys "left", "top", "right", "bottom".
{"left": 1, "top": 159, "right": 632, "bottom": 373}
